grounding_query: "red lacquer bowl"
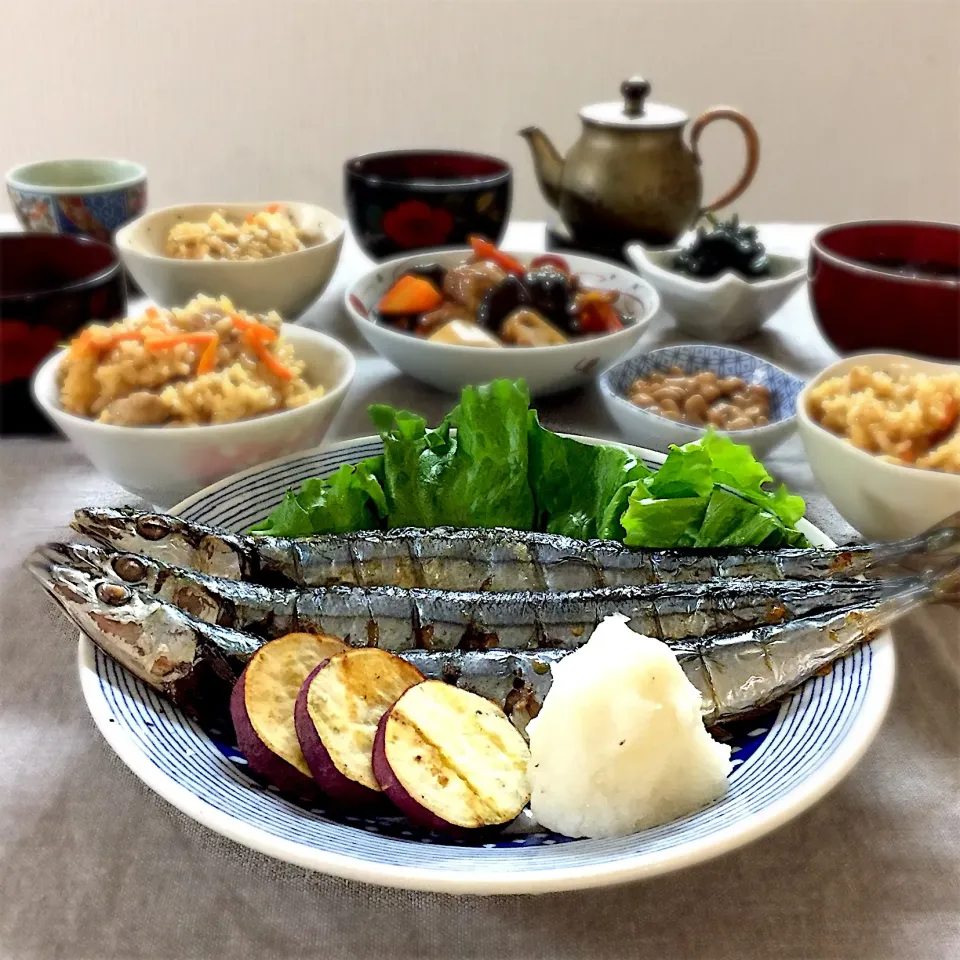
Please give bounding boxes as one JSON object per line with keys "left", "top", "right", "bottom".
{"left": 809, "top": 221, "right": 960, "bottom": 360}
{"left": 344, "top": 150, "right": 511, "bottom": 260}
{"left": 0, "top": 233, "right": 126, "bottom": 433}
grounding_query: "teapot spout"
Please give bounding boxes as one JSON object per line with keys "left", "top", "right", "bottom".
{"left": 519, "top": 126, "right": 564, "bottom": 210}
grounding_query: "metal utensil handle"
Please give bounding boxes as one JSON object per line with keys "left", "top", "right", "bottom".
{"left": 690, "top": 107, "right": 760, "bottom": 214}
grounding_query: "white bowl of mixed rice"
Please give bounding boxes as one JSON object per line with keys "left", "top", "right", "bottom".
{"left": 116, "top": 202, "right": 345, "bottom": 317}
{"left": 797, "top": 353, "right": 960, "bottom": 540}
{"left": 32, "top": 296, "right": 356, "bottom": 506}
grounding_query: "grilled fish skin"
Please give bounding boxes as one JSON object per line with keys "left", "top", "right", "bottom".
{"left": 409, "top": 563, "right": 960, "bottom": 728}
{"left": 71, "top": 507, "right": 960, "bottom": 592}
{"left": 26, "top": 548, "right": 959, "bottom": 733}
{"left": 25, "top": 554, "right": 259, "bottom": 729}
{"left": 34, "top": 541, "right": 917, "bottom": 650}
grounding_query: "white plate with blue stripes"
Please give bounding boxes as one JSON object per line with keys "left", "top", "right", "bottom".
{"left": 77, "top": 436, "right": 895, "bottom": 894}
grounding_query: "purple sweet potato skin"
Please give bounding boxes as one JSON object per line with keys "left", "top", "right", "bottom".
{"left": 229, "top": 672, "right": 318, "bottom": 801}
{"left": 372, "top": 706, "right": 467, "bottom": 835}
{"left": 293, "top": 662, "right": 382, "bottom": 806}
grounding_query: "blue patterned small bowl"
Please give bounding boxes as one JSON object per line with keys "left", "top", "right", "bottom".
{"left": 6, "top": 158, "right": 147, "bottom": 243}
{"left": 600, "top": 344, "right": 804, "bottom": 458}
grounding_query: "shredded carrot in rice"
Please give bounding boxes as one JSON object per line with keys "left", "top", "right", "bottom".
{"left": 196, "top": 334, "right": 220, "bottom": 375}
{"left": 57, "top": 295, "right": 323, "bottom": 425}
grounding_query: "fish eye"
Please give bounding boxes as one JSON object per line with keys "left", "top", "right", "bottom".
{"left": 96, "top": 582, "right": 131, "bottom": 606}
{"left": 113, "top": 555, "right": 148, "bottom": 582}
{"left": 136, "top": 517, "right": 170, "bottom": 541}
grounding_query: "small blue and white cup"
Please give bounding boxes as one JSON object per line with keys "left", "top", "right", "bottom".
{"left": 6, "top": 158, "right": 147, "bottom": 243}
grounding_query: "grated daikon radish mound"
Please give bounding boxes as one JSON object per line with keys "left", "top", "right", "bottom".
{"left": 527, "top": 615, "right": 732, "bottom": 839}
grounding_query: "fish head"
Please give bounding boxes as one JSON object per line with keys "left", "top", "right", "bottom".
{"left": 72, "top": 507, "right": 245, "bottom": 578}
{"left": 39, "top": 542, "right": 164, "bottom": 592}
{"left": 25, "top": 551, "right": 198, "bottom": 691}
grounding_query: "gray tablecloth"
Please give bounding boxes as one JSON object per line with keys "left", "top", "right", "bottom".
{"left": 1, "top": 224, "right": 957, "bottom": 960}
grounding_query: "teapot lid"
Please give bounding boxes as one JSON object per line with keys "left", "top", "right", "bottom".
{"left": 580, "top": 77, "right": 687, "bottom": 130}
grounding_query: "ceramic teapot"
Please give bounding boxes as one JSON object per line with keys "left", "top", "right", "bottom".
{"left": 520, "top": 77, "right": 759, "bottom": 248}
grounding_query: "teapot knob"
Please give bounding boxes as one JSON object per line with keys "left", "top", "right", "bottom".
{"left": 621, "top": 76, "right": 651, "bottom": 117}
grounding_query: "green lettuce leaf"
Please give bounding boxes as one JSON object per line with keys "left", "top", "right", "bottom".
{"left": 528, "top": 414, "right": 651, "bottom": 540}
{"left": 699, "top": 431, "right": 806, "bottom": 527}
{"left": 645, "top": 443, "right": 713, "bottom": 500}
{"left": 620, "top": 430, "right": 809, "bottom": 548}
{"left": 373, "top": 379, "right": 535, "bottom": 530}
{"left": 620, "top": 495, "right": 709, "bottom": 547}
{"left": 251, "top": 456, "right": 387, "bottom": 536}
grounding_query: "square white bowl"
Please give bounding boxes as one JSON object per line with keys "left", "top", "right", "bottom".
{"left": 626, "top": 243, "right": 806, "bottom": 342}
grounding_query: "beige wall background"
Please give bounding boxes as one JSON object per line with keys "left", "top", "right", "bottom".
{"left": 4, "top": 0, "right": 959, "bottom": 225}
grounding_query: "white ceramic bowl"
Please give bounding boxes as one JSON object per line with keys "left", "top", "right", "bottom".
{"left": 116, "top": 202, "right": 345, "bottom": 318}
{"left": 601, "top": 344, "right": 804, "bottom": 458}
{"left": 344, "top": 249, "right": 659, "bottom": 396}
{"left": 797, "top": 353, "right": 960, "bottom": 541}
{"left": 626, "top": 243, "right": 806, "bottom": 342}
{"left": 31, "top": 324, "right": 355, "bottom": 507}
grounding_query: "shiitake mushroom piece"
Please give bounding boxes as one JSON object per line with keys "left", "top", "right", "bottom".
{"left": 371, "top": 310, "right": 419, "bottom": 333}
{"left": 522, "top": 266, "right": 578, "bottom": 333}
{"left": 476, "top": 275, "right": 531, "bottom": 331}
{"left": 405, "top": 263, "right": 448, "bottom": 289}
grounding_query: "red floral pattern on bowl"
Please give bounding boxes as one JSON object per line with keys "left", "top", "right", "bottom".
{"left": 382, "top": 201, "right": 454, "bottom": 249}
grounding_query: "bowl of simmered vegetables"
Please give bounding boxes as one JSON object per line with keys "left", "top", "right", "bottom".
{"left": 626, "top": 216, "right": 806, "bottom": 342}
{"left": 344, "top": 237, "right": 659, "bottom": 396}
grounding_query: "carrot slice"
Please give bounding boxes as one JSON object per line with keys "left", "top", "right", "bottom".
{"left": 145, "top": 306, "right": 160, "bottom": 320}
{"left": 468, "top": 236, "right": 525, "bottom": 276}
{"left": 252, "top": 338, "right": 294, "bottom": 381}
{"left": 144, "top": 332, "right": 217, "bottom": 351}
{"left": 377, "top": 274, "right": 444, "bottom": 315}
{"left": 69, "top": 330, "right": 95, "bottom": 356}
{"left": 578, "top": 302, "right": 624, "bottom": 334}
{"left": 265, "top": 203, "right": 282, "bottom": 214}
{"left": 196, "top": 334, "right": 220, "bottom": 374}
{"left": 245, "top": 213, "right": 255, "bottom": 224}
{"left": 71, "top": 327, "right": 144, "bottom": 355}
{"left": 231, "top": 314, "right": 278, "bottom": 343}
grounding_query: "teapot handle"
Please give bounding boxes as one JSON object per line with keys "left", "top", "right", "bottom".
{"left": 690, "top": 107, "right": 760, "bottom": 214}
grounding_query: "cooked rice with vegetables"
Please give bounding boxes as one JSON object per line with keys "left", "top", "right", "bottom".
{"left": 807, "top": 364, "right": 960, "bottom": 473}
{"left": 165, "top": 205, "right": 316, "bottom": 261}
{"left": 58, "top": 296, "right": 325, "bottom": 426}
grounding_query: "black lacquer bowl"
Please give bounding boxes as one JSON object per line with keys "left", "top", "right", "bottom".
{"left": 345, "top": 150, "right": 511, "bottom": 260}
{"left": 0, "top": 233, "right": 126, "bottom": 433}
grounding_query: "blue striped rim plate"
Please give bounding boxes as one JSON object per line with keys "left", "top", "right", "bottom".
{"left": 76, "top": 435, "right": 895, "bottom": 894}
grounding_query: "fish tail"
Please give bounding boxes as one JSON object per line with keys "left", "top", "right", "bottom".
{"left": 928, "top": 561, "right": 960, "bottom": 605}
{"left": 882, "top": 509, "right": 960, "bottom": 569}
{"left": 920, "top": 509, "right": 960, "bottom": 562}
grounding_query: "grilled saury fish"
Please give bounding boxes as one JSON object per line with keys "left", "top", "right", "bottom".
{"left": 72, "top": 507, "right": 960, "bottom": 592}
{"left": 26, "top": 546, "right": 960, "bottom": 731}
{"left": 34, "top": 541, "right": 921, "bottom": 650}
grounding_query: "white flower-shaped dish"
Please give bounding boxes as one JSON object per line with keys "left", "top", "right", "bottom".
{"left": 626, "top": 243, "right": 806, "bottom": 342}
{"left": 600, "top": 344, "right": 804, "bottom": 458}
